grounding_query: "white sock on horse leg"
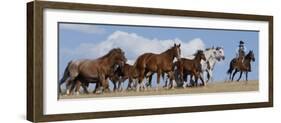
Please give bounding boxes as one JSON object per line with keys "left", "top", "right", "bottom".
{"left": 136, "top": 83, "right": 140, "bottom": 92}
{"left": 156, "top": 83, "right": 160, "bottom": 91}
{"left": 172, "top": 80, "right": 177, "bottom": 89}
{"left": 66, "top": 89, "right": 70, "bottom": 95}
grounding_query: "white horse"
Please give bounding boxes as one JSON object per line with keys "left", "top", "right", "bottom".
{"left": 201, "top": 47, "right": 225, "bottom": 83}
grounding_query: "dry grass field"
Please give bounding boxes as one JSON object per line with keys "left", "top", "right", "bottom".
{"left": 59, "top": 80, "right": 258, "bottom": 100}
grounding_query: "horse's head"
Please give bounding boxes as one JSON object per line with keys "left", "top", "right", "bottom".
{"left": 195, "top": 50, "right": 206, "bottom": 61}
{"left": 215, "top": 47, "right": 225, "bottom": 61}
{"left": 171, "top": 43, "right": 181, "bottom": 61}
{"left": 109, "top": 48, "right": 127, "bottom": 70}
{"left": 247, "top": 50, "right": 255, "bottom": 62}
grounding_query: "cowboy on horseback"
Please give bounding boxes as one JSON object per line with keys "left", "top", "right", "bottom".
{"left": 235, "top": 40, "right": 247, "bottom": 70}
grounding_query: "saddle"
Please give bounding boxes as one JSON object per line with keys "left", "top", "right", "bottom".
{"left": 234, "top": 50, "right": 248, "bottom": 70}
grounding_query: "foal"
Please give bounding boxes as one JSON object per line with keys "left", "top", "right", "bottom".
{"left": 175, "top": 50, "right": 206, "bottom": 87}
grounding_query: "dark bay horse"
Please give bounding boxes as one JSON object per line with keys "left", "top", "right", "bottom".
{"left": 134, "top": 43, "right": 181, "bottom": 91}
{"left": 58, "top": 48, "right": 127, "bottom": 95}
{"left": 227, "top": 50, "right": 255, "bottom": 81}
{"left": 174, "top": 50, "right": 206, "bottom": 87}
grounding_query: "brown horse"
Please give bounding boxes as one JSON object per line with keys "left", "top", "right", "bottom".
{"left": 227, "top": 50, "right": 255, "bottom": 81}
{"left": 134, "top": 43, "right": 181, "bottom": 91}
{"left": 111, "top": 63, "right": 139, "bottom": 91}
{"left": 58, "top": 48, "right": 127, "bottom": 95}
{"left": 174, "top": 50, "right": 206, "bottom": 87}
{"left": 69, "top": 63, "right": 138, "bottom": 94}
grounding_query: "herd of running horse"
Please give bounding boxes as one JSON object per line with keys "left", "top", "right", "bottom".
{"left": 58, "top": 43, "right": 255, "bottom": 95}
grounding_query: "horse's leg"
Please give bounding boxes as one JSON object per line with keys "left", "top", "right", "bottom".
{"left": 245, "top": 71, "right": 248, "bottom": 82}
{"left": 96, "top": 75, "right": 108, "bottom": 94}
{"left": 58, "top": 77, "right": 69, "bottom": 94}
{"left": 127, "top": 77, "right": 132, "bottom": 90}
{"left": 228, "top": 67, "right": 233, "bottom": 82}
{"left": 146, "top": 72, "right": 153, "bottom": 88}
{"left": 137, "top": 69, "right": 145, "bottom": 92}
{"left": 80, "top": 82, "right": 89, "bottom": 94}
{"left": 206, "top": 70, "right": 209, "bottom": 82}
{"left": 112, "top": 80, "right": 117, "bottom": 92}
{"left": 74, "top": 80, "right": 81, "bottom": 95}
{"left": 189, "top": 74, "right": 194, "bottom": 87}
{"left": 117, "top": 80, "right": 123, "bottom": 92}
{"left": 182, "top": 74, "right": 185, "bottom": 88}
{"left": 207, "top": 69, "right": 213, "bottom": 82}
{"left": 228, "top": 70, "right": 232, "bottom": 82}
{"left": 118, "top": 78, "right": 126, "bottom": 92}
{"left": 168, "top": 71, "right": 176, "bottom": 89}
{"left": 64, "top": 78, "right": 73, "bottom": 95}
{"left": 102, "top": 79, "right": 110, "bottom": 93}
{"left": 163, "top": 75, "right": 168, "bottom": 88}
{"left": 141, "top": 72, "right": 148, "bottom": 91}
{"left": 231, "top": 69, "right": 238, "bottom": 81}
{"left": 183, "top": 74, "right": 188, "bottom": 88}
{"left": 132, "top": 78, "right": 137, "bottom": 90}
{"left": 156, "top": 70, "right": 161, "bottom": 91}
{"left": 68, "top": 80, "right": 76, "bottom": 95}
{"left": 194, "top": 74, "right": 199, "bottom": 87}
{"left": 237, "top": 71, "right": 243, "bottom": 82}
{"left": 199, "top": 73, "right": 205, "bottom": 86}
{"left": 93, "top": 83, "right": 99, "bottom": 94}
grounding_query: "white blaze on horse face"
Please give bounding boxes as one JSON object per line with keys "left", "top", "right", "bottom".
{"left": 176, "top": 46, "right": 181, "bottom": 60}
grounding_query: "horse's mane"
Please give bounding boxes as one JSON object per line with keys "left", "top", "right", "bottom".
{"left": 164, "top": 46, "right": 175, "bottom": 53}
{"left": 245, "top": 50, "right": 253, "bottom": 58}
{"left": 216, "top": 47, "right": 223, "bottom": 50}
{"left": 205, "top": 48, "right": 214, "bottom": 51}
{"left": 193, "top": 50, "right": 204, "bottom": 56}
{"left": 100, "top": 48, "right": 122, "bottom": 59}
{"left": 205, "top": 47, "right": 222, "bottom": 51}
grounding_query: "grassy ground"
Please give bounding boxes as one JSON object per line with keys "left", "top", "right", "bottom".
{"left": 59, "top": 80, "right": 258, "bottom": 100}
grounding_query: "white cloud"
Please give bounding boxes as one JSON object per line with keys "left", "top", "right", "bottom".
{"left": 62, "top": 31, "right": 205, "bottom": 65}
{"left": 60, "top": 23, "right": 105, "bottom": 34}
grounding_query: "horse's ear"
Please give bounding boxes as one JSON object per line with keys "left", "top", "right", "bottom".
{"left": 174, "top": 43, "right": 176, "bottom": 47}
{"left": 178, "top": 43, "right": 181, "bottom": 47}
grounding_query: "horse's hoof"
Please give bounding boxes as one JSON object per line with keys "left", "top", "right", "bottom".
{"left": 155, "top": 87, "right": 159, "bottom": 91}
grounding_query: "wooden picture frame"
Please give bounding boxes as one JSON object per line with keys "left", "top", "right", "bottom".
{"left": 27, "top": 1, "right": 273, "bottom": 122}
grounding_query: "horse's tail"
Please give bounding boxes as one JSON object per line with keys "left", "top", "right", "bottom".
{"left": 227, "top": 59, "right": 235, "bottom": 74}
{"left": 58, "top": 61, "right": 72, "bottom": 93}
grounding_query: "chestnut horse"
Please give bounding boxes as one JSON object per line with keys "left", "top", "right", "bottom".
{"left": 58, "top": 48, "right": 127, "bottom": 95}
{"left": 227, "top": 50, "right": 255, "bottom": 82}
{"left": 174, "top": 50, "right": 206, "bottom": 87}
{"left": 134, "top": 43, "right": 181, "bottom": 91}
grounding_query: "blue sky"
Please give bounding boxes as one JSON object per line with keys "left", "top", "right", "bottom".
{"left": 58, "top": 22, "right": 259, "bottom": 89}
